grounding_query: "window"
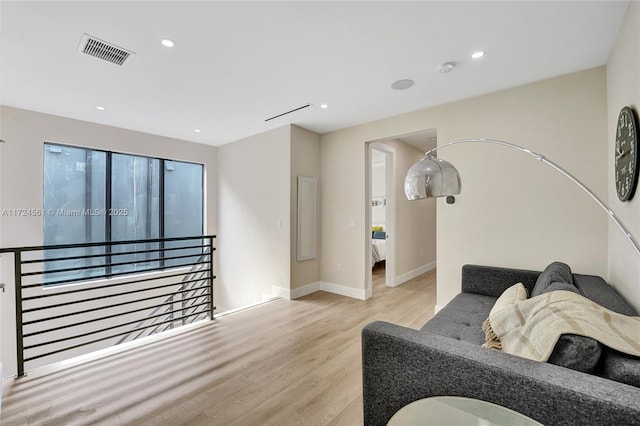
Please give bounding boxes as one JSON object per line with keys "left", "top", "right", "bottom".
{"left": 43, "top": 143, "right": 204, "bottom": 282}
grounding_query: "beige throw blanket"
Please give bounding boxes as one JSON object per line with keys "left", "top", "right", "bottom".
{"left": 483, "top": 290, "right": 640, "bottom": 362}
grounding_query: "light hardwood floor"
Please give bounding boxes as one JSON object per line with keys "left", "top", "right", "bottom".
{"left": 2, "top": 267, "right": 436, "bottom": 426}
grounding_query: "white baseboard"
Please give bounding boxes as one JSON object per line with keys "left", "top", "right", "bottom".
{"left": 291, "top": 282, "right": 322, "bottom": 299}
{"left": 216, "top": 297, "right": 280, "bottom": 316}
{"left": 275, "top": 264, "right": 435, "bottom": 302}
{"left": 272, "top": 282, "right": 321, "bottom": 300}
{"left": 319, "top": 281, "right": 367, "bottom": 300}
{"left": 272, "top": 285, "right": 292, "bottom": 300}
{"left": 274, "top": 281, "right": 367, "bottom": 301}
{"left": 394, "top": 261, "right": 436, "bottom": 287}
{"left": 365, "top": 286, "right": 373, "bottom": 300}
{"left": 435, "top": 304, "right": 445, "bottom": 314}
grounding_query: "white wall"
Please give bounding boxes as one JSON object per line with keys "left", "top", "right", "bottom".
{"left": 0, "top": 106, "right": 217, "bottom": 377}
{"left": 216, "top": 125, "right": 291, "bottom": 312}
{"left": 383, "top": 139, "right": 436, "bottom": 282}
{"left": 290, "top": 125, "right": 321, "bottom": 291}
{"left": 0, "top": 127, "right": 2, "bottom": 377}
{"left": 607, "top": 1, "right": 640, "bottom": 310}
{"left": 321, "top": 67, "right": 608, "bottom": 308}
{"left": 321, "top": 128, "right": 368, "bottom": 291}
{"left": 370, "top": 150, "right": 386, "bottom": 226}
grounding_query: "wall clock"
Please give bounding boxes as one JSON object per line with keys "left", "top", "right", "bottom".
{"left": 615, "top": 106, "right": 639, "bottom": 202}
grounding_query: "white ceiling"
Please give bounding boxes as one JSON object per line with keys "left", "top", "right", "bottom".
{"left": 0, "top": 1, "right": 629, "bottom": 147}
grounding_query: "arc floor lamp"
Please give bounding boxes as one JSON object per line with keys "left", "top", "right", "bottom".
{"left": 404, "top": 138, "right": 640, "bottom": 258}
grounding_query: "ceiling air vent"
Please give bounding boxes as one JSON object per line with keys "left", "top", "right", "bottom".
{"left": 265, "top": 104, "right": 311, "bottom": 122}
{"left": 78, "top": 34, "right": 134, "bottom": 66}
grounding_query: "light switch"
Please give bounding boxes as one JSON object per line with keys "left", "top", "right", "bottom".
{"left": 349, "top": 219, "right": 357, "bottom": 229}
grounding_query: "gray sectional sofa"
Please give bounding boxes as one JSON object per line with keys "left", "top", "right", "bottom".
{"left": 362, "top": 264, "right": 640, "bottom": 425}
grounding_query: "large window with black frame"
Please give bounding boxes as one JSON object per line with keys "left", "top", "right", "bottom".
{"left": 43, "top": 143, "right": 204, "bottom": 283}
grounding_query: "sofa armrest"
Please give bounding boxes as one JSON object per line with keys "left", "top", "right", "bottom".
{"left": 461, "top": 264, "right": 540, "bottom": 297}
{"left": 362, "top": 321, "right": 640, "bottom": 426}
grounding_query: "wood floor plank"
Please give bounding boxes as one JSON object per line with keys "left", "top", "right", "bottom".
{"left": 2, "top": 267, "right": 436, "bottom": 425}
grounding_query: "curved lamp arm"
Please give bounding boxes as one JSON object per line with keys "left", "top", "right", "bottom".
{"left": 404, "top": 138, "right": 640, "bottom": 258}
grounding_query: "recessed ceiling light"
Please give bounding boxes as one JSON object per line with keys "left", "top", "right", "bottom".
{"left": 391, "top": 79, "right": 415, "bottom": 90}
{"left": 194, "top": 129, "right": 201, "bottom": 133}
{"left": 471, "top": 51, "right": 485, "bottom": 59}
{"left": 320, "top": 104, "right": 329, "bottom": 109}
{"left": 161, "top": 39, "right": 175, "bottom": 48}
{"left": 96, "top": 106, "right": 105, "bottom": 111}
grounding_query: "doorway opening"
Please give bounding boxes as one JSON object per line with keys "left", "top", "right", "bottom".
{"left": 366, "top": 130, "right": 438, "bottom": 297}
{"left": 370, "top": 145, "right": 392, "bottom": 290}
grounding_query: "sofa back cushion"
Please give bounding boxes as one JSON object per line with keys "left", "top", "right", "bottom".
{"left": 549, "top": 334, "right": 602, "bottom": 373}
{"left": 571, "top": 273, "right": 640, "bottom": 384}
{"left": 573, "top": 274, "right": 637, "bottom": 316}
{"left": 531, "top": 261, "right": 573, "bottom": 297}
{"left": 530, "top": 273, "right": 603, "bottom": 373}
{"left": 461, "top": 264, "right": 540, "bottom": 297}
{"left": 543, "top": 282, "right": 580, "bottom": 294}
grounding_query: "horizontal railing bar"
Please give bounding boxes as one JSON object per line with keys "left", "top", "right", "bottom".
{"left": 21, "top": 267, "right": 209, "bottom": 291}
{"left": 24, "top": 309, "right": 210, "bottom": 362}
{"left": 22, "top": 274, "right": 211, "bottom": 309}
{"left": 140, "top": 314, "right": 166, "bottom": 329}
{"left": 23, "top": 252, "right": 211, "bottom": 277}
{"left": 183, "top": 292, "right": 208, "bottom": 304}
{"left": 127, "top": 318, "right": 165, "bottom": 342}
{"left": 23, "top": 261, "right": 211, "bottom": 288}
{"left": 183, "top": 301, "right": 208, "bottom": 313}
{"left": 183, "top": 290, "right": 209, "bottom": 307}
{"left": 21, "top": 243, "right": 210, "bottom": 264}
{"left": 182, "top": 269, "right": 211, "bottom": 282}
{"left": 24, "top": 292, "right": 210, "bottom": 337}
{"left": 23, "top": 285, "right": 210, "bottom": 325}
{"left": 25, "top": 301, "right": 211, "bottom": 349}
{"left": 0, "top": 235, "right": 216, "bottom": 254}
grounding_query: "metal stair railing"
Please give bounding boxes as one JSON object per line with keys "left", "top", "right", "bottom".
{"left": 0, "top": 235, "right": 216, "bottom": 378}
{"left": 115, "top": 250, "right": 213, "bottom": 344}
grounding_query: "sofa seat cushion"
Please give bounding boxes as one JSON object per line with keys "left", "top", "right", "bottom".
{"left": 421, "top": 293, "right": 496, "bottom": 346}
